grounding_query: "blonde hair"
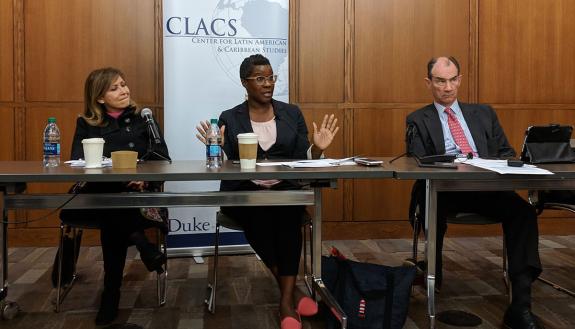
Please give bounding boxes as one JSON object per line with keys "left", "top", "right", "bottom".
{"left": 83, "top": 67, "right": 139, "bottom": 126}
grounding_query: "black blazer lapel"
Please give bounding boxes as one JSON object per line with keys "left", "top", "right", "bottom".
{"left": 270, "top": 100, "right": 293, "bottom": 150}
{"left": 461, "top": 104, "right": 488, "bottom": 156}
{"left": 422, "top": 105, "right": 446, "bottom": 155}
{"left": 234, "top": 101, "right": 253, "bottom": 134}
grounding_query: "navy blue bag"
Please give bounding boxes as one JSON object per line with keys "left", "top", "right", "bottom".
{"left": 322, "top": 248, "right": 416, "bottom": 329}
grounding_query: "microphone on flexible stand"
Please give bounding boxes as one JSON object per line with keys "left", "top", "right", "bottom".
{"left": 389, "top": 124, "right": 416, "bottom": 163}
{"left": 141, "top": 108, "right": 162, "bottom": 144}
{"left": 140, "top": 108, "right": 171, "bottom": 163}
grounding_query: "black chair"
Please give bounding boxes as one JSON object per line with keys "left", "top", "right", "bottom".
{"left": 528, "top": 190, "right": 575, "bottom": 297}
{"left": 205, "top": 211, "right": 313, "bottom": 314}
{"left": 54, "top": 217, "right": 168, "bottom": 312}
{"left": 407, "top": 202, "right": 510, "bottom": 294}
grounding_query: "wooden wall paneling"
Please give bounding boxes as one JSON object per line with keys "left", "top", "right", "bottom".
{"left": 342, "top": 107, "right": 354, "bottom": 222}
{"left": 289, "top": 0, "right": 299, "bottom": 102}
{"left": 154, "top": 0, "right": 163, "bottom": 105}
{"left": 14, "top": 107, "right": 26, "bottom": 160}
{"left": 354, "top": 0, "right": 471, "bottom": 103}
{"left": 24, "top": 0, "right": 156, "bottom": 103}
{"left": 0, "top": 108, "right": 15, "bottom": 161}
{"left": 0, "top": 0, "right": 14, "bottom": 102}
{"left": 25, "top": 106, "right": 82, "bottom": 163}
{"left": 353, "top": 108, "right": 414, "bottom": 157}
{"left": 352, "top": 108, "right": 415, "bottom": 221}
{"left": 353, "top": 179, "right": 414, "bottom": 221}
{"left": 13, "top": 0, "right": 24, "bottom": 103}
{"left": 297, "top": 0, "right": 345, "bottom": 103}
{"left": 479, "top": 0, "right": 575, "bottom": 104}
{"left": 324, "top": 220, "right": 413, "bottom": 240}
{"left": 467, "top": 0, "right": 479, "bottom": 103}
{"left": 8, "top": 228, "right": 100, "bottom": 247}
{"left": 344, "top": 0, "right": 355, "bottom": 103}
{"left": 301, "top": 107, "right": 345, "bottom": 221}
{"left": 24, "top": 106, "right": 81, "bottom": 228}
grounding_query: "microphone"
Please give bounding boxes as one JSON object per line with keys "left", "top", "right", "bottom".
{"left": 140, "top": 108, "right": 162, "bottom": 144}
{"left": 389, "top": 124, "right": 416, "bottom": 163}
{"left": 406, "top": 124, "right": 416, "bottom": 156}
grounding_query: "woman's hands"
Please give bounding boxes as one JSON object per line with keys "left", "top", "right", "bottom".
{"left": 311, "top": 114, "right": 339, "bottom": 158}
{"left": 195, "top": 120, "right": 226, "bottom": 146}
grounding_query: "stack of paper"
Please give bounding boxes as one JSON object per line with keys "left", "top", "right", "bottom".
{"left": 64, "top": 158, "right": 113, "bottom": 168}
{"left": 456, "top": 158, "right": 553, "bottom": 175}
{"left": 256, "top": 158, "right": 357, "bottom": 168}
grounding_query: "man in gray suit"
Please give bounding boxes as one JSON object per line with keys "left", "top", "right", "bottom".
{"left": 407, "top": 56, "right": 543, "bottom": 329}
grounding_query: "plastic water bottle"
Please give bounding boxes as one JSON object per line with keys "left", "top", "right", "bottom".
{"left": 206, "top": 118, "right": 222, "bottom": 168}
{"left": 43, "top": 117, "right": 61, "bottom": 167}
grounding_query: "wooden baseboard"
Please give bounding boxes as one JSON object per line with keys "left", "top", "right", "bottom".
{"left": 8, "top": 227, "right": 100, "bottom": 247}
{"left": 322, "top": 217, "right": 575, "bottom": 240}
{"left": 7, "top": 217, "right": 575, "bottom": 247}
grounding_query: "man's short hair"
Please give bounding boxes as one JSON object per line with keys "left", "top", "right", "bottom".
{"left": 427, "top": 56, "right": 460, "bottom": 79}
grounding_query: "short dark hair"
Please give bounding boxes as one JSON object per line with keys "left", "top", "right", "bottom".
{"left": 239, "top": 54, "right": 271, "bottom": 80}
{"left": 427, "top": 56, "right": 460, "bottom": 79}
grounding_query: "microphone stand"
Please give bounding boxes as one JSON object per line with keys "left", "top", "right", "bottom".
{"left": 389, "top": 152, "right": 408, "bottom": 163}
{"left": 390, "top": 125, "right": 416, "bottom": 163}
{"left": 141, "top": 124, "right": 171, "bottom": 163}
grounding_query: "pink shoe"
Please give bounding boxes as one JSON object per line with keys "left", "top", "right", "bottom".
{"left": 296, "top": 296, "right": 318, "bottom": 317}
{"left": 280, "top": 315, "right": 302, "bottom": 329}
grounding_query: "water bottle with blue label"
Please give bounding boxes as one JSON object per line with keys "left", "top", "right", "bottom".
{"left": 43, "top": 117, "right": 61, "bottom": 167}
{"left": 206, "top": 118, "right": 222, "bottom": 168}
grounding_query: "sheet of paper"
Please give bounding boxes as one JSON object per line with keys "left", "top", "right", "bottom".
{"left": 65, "top": 158, "right": 113, "bottom": 168}
{"left": 456, "top": 158, "right": 553, "bottom": 175}
{"left": 256, "top": 158, "right": 357, "bottom": 168}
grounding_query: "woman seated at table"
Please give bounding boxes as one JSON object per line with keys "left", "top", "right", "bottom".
{"left": 60, "top": 67, "right": 170, "bottom": 326}
{"left": 196, "top": 54, "right": 339, "bottom": 329}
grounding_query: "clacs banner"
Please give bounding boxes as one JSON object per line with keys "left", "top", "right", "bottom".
{"left": 163, "top": 0, "right": 289, "bottom": 255}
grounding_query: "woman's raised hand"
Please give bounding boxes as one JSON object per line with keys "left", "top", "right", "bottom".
{"left": 195, "top": 120, "right": 226, "bottom": 146}
{"left": 312, "top": 114, "right": 340, "bottom": 151}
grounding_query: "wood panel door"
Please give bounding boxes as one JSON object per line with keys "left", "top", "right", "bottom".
{"left": 354, "top": 0, "right": 471, "bottom": 103}
{"left": 0, "top": 0, "right": 14, "bottom": 102}
{"left": 24, "top": 0, "right": 157, "bottom": 103}
{"left": 479, "top": 0, "right": 575, "bottom": 104}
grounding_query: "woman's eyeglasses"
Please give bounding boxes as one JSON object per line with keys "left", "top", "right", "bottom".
{"left": 244, "top": 75, "right": 278, "bottom": 85}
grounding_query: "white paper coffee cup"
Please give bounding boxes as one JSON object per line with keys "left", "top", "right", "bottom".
{"left": 237, "top": 133, "right": 258, "bottom": 169}
{"left": 82, "top": 138, "right": 105, "bottom": 168}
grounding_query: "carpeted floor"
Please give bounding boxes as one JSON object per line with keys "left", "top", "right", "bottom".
{"left": 2, "top": 235, "right": 575, "bottom": 328}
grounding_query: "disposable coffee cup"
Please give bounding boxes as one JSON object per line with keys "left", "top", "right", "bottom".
{"left": 82, "top": 138, "right": 105, "bottom": 168}
{"left": 111, "top": 151, "right": 138, "bottom": 169}
{"left": 237, "top": 133, "right": 258, "bottom": 169}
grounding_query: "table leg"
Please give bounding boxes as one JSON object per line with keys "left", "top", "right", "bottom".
{"left": 0, "top": 188, "right": 20, "bottom": 320}
{"left": 425, "top": 179, "right": 437, "bottom": 329}
{"left": 1, "top": 188, "right": 7, "bottom": 302}
{"left": 311, "top": 187, "right": 347, "bottom": 329}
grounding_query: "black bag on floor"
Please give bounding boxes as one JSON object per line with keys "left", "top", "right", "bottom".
{"left": 322, "top": 248, "right": 416, "bottom": 329}
{"left": 51, "top": 227, "right": 82, "bottom": 288}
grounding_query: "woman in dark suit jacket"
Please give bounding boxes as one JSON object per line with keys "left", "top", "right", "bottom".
{"left": 196, "top": 54, "right": 339, "bottom": 329}
{"left": 61, "top": 67, "right": 170, "bottom": 326}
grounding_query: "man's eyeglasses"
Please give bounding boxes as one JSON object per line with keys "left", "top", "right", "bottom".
{"left": 431, "top": 75, "right": 461, "bottom": 87}
{"left": 245, "top": 75, "right": 278, "bottom": 85}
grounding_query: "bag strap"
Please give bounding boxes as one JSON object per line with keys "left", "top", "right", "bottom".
{"left": 383, "top": 274, "right": 394, "bottom": 329}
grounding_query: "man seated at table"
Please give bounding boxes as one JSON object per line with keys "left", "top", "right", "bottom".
{"left": 406, "top": 56, "right": 543, "bottom": 329}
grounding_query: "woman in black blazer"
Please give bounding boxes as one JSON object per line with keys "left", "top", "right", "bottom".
{"left": 196, "top": 54, "right": 339, "bottom": 329}
{"left": 61, "top": 67, "right": 170, "bottom": 326}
